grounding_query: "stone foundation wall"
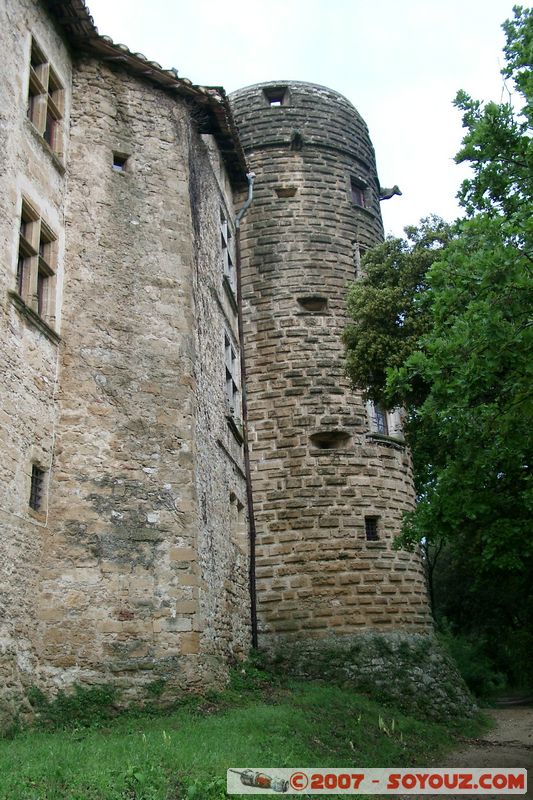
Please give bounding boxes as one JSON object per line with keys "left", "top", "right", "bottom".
{"left": 263, "top": 632, "right": 477, "bottom": 721}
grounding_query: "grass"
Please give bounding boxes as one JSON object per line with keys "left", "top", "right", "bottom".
{"left": 0, "top": 665, "right": 489, "bottom": 800}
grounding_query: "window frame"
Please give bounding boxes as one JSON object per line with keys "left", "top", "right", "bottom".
{"left": 16, "top": 197, "right": 58, "bottom": 327}
{"left": 373, "top": 403, "right": 389, "bottom": 435}
{"left": 27, "top": 37, "right": 65, "bottom": 158}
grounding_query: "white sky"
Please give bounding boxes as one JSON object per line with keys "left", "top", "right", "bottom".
{"left": 85, "top": 0, "right": 516, "bottom": 237}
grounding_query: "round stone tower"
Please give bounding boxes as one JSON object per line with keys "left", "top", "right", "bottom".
{"left": 230, "top": 82, "right": 431, "bottom": 648}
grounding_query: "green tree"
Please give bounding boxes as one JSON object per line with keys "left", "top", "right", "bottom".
{"left": 344, "top": 7, "right": 533, "bottom": 686}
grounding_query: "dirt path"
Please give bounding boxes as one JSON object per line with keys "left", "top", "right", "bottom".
{"left": 409, "top": 706, "right": 532, "bottom": 799}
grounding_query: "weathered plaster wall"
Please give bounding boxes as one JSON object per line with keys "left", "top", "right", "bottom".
{"left": 0, "top": 0, "right": 71, "bottom": 723}
{"left": 230, "top": 82, "right": 432, "bottom": 645}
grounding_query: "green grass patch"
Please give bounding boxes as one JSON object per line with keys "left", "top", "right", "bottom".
{"left": 0, "top": 670, "right": 489, "bottom": 800}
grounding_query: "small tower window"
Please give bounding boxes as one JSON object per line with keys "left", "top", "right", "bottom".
{"left": 365, "top": 516, "right": 379, "bottom": 541}
{"left": 350, "top": 176, "right": 367, "bottom": 208}
{"left": 264, "top": 86, "right": 288, "bottom": 107}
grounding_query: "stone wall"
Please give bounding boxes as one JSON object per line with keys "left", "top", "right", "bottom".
{"left": 191, "top": 131, "right": 251, "bottom": 662}
{"left": 230, "top": 82, "right": 432, "bottom": 646}
{"left": 0, "top": 0, "right": 72, "bottom": 725}
{"left": 1, "top": 1, "right": 439, "bottom": 729}
{"left": 0, "top": 0, "right": 250, "bottom": 725}
{"left": 37, "top": 58, "right": 250, "bottom": 698}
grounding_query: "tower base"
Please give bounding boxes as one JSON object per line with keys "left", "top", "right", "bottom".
{"left": 261, "top": 631, "right": 476, "bottom": 721}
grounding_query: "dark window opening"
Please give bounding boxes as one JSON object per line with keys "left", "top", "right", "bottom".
{"left": 29, "top": 465, "right": 45, "bottom": 511}
{"left": 112, "top": 152, "right": 129, "bottom": 172}
{"left": 264, "top": 86, "right": 287, "bottom": 107}
{"left": 43, "top": 111, "right": 58, "bottom": 149}
{"left": 30, "top": 40, "right": 46, "bottom": 69}
{"left": 27, "top": 91, "right": 38, "bottom": 121}
{"left": 365, "top": 516, "right": 379, "bottom": 541}
{"left": 350, "top": 176, "right": 367, "bottom": 207}
{"left": 17, "top": 254, "right": 24, "bottom": 295}
{"left": 310, "top": 430, "right": 351, "bottom": 450}
{"left": 290, "top": 131, "right": 304, "bottom": 151}
{"left": 37, "top": 268, "right": 46, "bottom": 315}
{"left": 297, "top": 296, "right": 328, "bottom": 313}
{"left": 275, "top": 187, "right": 297, "bottom": 198}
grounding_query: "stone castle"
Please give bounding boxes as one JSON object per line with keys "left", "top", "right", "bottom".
{"left": 0, "top": 0, "right": 434, "bottom": 724}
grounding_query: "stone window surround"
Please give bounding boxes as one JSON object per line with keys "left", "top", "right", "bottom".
{"left": 26, "top": 35, "right": 65, "bottom": 160}
{"left": 15, "top": 196, "right": 58, "bottom": 334}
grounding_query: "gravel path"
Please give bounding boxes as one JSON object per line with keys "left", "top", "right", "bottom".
{"left": 407, "top": 706, "right": 532, "bottom": 799}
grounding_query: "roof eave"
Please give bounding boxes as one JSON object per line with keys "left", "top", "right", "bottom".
{"left": 42, "top": 0, "right": 248, "bottom": 187}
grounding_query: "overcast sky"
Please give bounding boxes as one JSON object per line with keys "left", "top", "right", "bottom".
{"left": 85, "top": 0, "right": 516, "bottom": 237}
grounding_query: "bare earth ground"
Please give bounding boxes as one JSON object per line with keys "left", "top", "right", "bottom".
{"left": 403, "top": 706, "right": 533, "bottom": 800}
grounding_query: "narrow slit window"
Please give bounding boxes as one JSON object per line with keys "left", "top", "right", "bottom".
{"left": 29, "top": 465, "right": 45, "bottom": 511}
{"left": 365, "top": 516, "right": 379, "bottom": 541}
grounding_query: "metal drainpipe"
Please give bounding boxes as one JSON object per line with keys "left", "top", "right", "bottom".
{"left": 235, "top": 172, "right": 258, "bottom": 648}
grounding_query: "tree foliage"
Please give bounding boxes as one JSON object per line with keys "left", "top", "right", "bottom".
{"left": 344, "top": 6, "right": 533, "bottom": 579}
{"left": 344, "top": 217, "right": 454, "bottom": 407}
